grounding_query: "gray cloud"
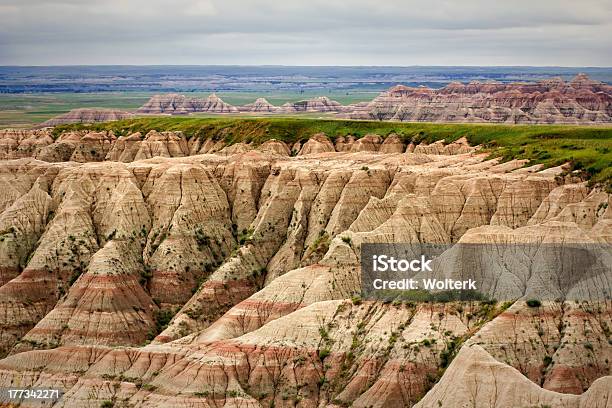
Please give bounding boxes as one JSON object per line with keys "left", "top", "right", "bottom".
{"left": 0, "top": 0, "right": 610, "bottom": 65}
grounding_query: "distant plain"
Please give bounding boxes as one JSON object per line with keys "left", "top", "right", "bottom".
{"left": 0, "top": 90, "right": 376, "bottom": 128}
{"left": 2, "top": 65, "right": 612, "bottom": 127}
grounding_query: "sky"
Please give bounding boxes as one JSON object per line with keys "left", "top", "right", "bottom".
{"left": 0, "top": 0, "right": 611, "bottom": 66}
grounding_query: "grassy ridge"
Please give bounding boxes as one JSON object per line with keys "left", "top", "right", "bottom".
{"left": 54, "top": 117, "right": 612, "bottom": 188}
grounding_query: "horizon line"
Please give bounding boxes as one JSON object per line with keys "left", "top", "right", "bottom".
{"left": 1, "top": 64, "right": 612, "bottom": 69}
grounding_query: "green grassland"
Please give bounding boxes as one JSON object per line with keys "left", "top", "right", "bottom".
{"left": 53, "top": 117, "right": 612, "bottom": 189}
{"left": 0, "top": 91, "right": 376, "bottom": 128}
{"left": 0, "top": 93, "right": 152, "bottom": 128}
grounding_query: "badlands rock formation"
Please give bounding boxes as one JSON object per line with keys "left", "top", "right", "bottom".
{"left": 349, "top": 74, "right": 612, "bottom": 124}
{"left": 136, "top": 93, "right": 190, "bottom": 114}
{"left": 129, "top": 74, "right": 612, "bottom": 124}
{"left": 240, "top": 96, "right": 345, "bottom": 113}
{"left": 0, "top": 128, "right": 117, "bottom": 162}
{"left": 137, "top": 93, "right": 239, "bottom": 114}
{"left": 0, "top": 128, "right": 481, "bottom": 162}
{"left": 281, "top": 96, "right": 345, "bottom": 113}
{"left": 240, "top": 98, "right": 281, "bottom": 113}
{"left": 37, "top": 74, "right": 611, "bottom": 125}
{"left": 40, "top": 108, "right": 134, "bottom": 127}
{"left": 0, "top": 130, "right": 610, "bottom": 407}
{"left": 137, "top": 94, "right": 347, "bottom": 115}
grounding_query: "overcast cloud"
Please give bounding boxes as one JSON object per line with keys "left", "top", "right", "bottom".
{"left": 0, "top": 0, "right": 610, "bottom": 66}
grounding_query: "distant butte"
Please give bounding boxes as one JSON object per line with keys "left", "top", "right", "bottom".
{"left": 40, "top": 74, "right": 611, "bottom": 125}
{"left": 40, "top": 108, "right": 134, "bottom": 126}
{"left": 346, "top": 73, "right": 612, "bottom": 124}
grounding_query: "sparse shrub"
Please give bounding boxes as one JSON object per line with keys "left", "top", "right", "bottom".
{"left": 185, "top": 307, "right": 202, "bottom": 320}
{"left": 153, "top": 308, "right": 176, "bottom": 334}
{"left": 318, "top": 326, "right": 330, "bottom": 341}
{"left": 139, "top": 265, "right": 152, "bottom": 287}
{"left": 68, "top": 268, "right": 83, "bottom": 286}
{"left": 526, "top": 299, "right": 542, "bottom": 308}
{"left": 238, "top": 228, "right": 254, "bottom": 245}
{"left": 194, "top": 228, "right": 210, "bottom": 250}
{"left": 421, "top": 338, "right": 434, "bottom": 347}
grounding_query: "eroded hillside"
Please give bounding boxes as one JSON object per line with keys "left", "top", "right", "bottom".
{"left": 0, "top": 127, "right": 610, "bottom": 407}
